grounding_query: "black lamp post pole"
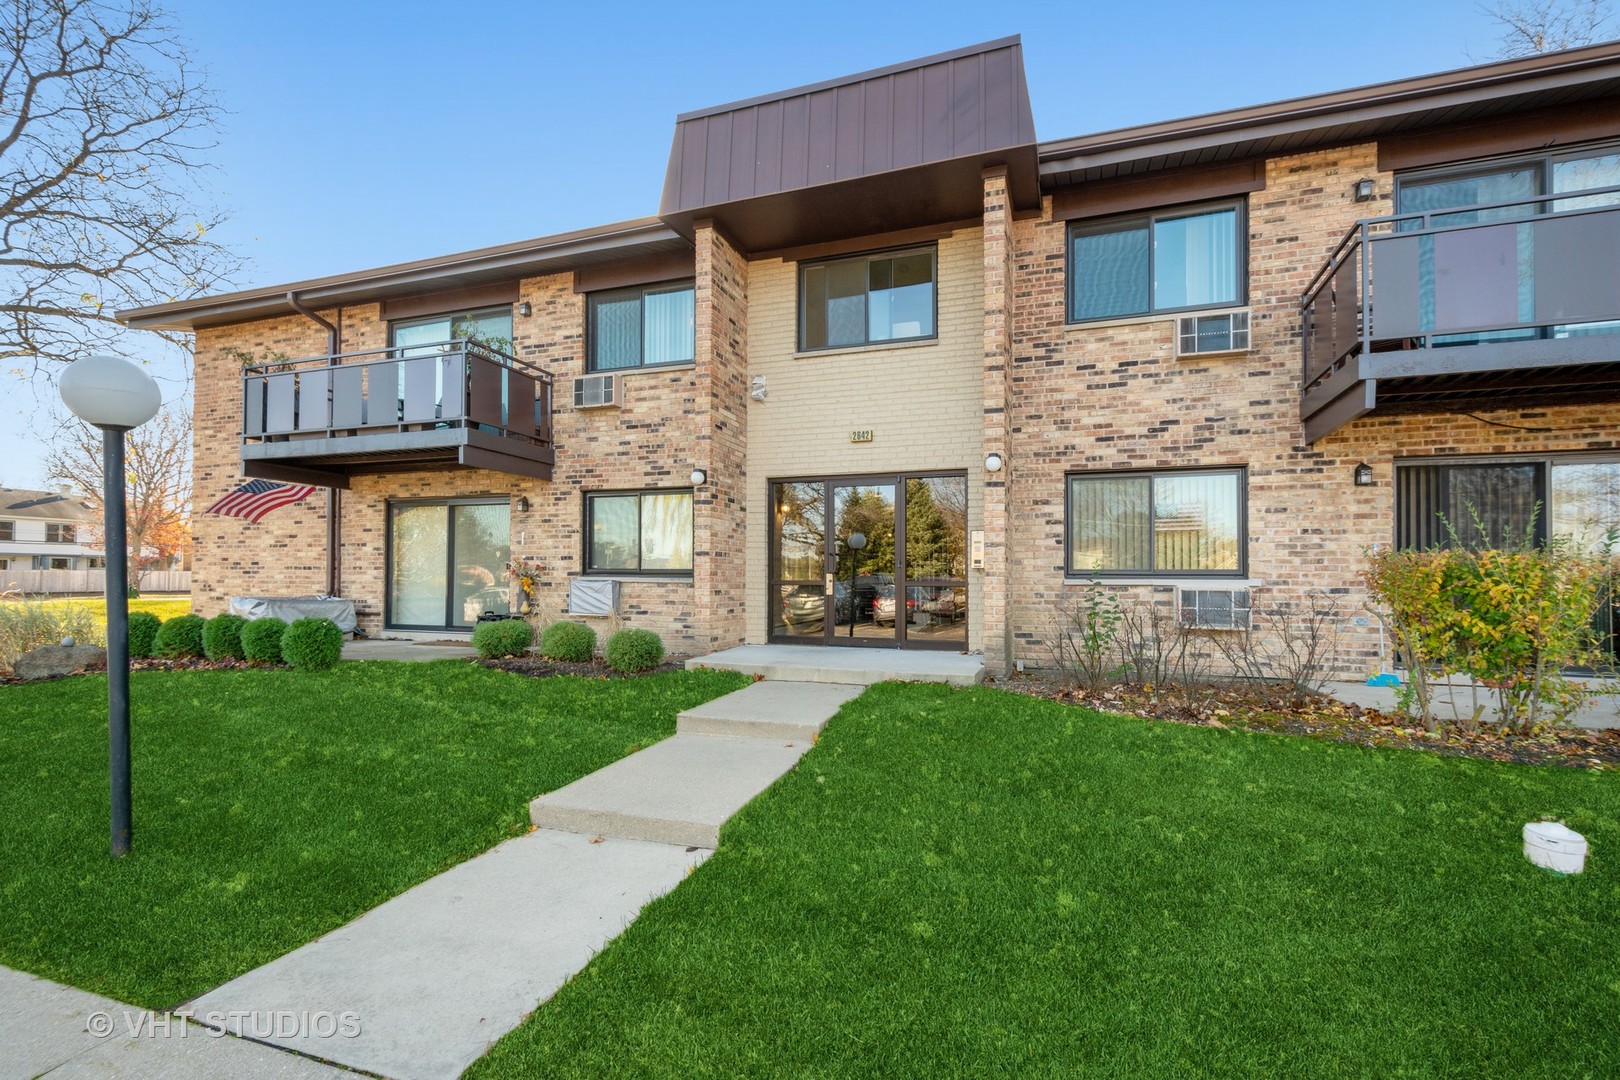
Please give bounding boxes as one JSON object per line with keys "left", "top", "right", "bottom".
{"left": 102, "top": 426, "right": 132, "bottom": 858}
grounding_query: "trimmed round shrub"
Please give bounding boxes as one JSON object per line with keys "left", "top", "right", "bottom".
{"left": 152, "top": 613, "right": 205, "bottom": 659}
{"left": 604, "top": 628, "right": 664, "bottom": 674}
{"left": 127, "top": 611, "right": 162, "bottom": 659}
{"left": 540, "top": 620, "right": 596, "bottom": 662}
{"left": 202, "top": 613, "right": 248, "bottom": 661}
{"left": 281, "top": 617, "right": 344, "bottom": 672}
{"left": 472, "top": 618, "right": 534, "bottom": 659}
{"left": 241, "top": 617, "right": 288, "bottom": 664}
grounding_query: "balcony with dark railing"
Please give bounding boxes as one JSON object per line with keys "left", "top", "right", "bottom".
{"left": 240, "top": 340, "right": 555, "bottom": 488}
{"left": 1300, "top": 188, "right": 1620, "bottom": 442}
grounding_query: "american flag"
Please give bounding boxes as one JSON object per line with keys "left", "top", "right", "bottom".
{"left": 205, "top": 479, "right": 318, "bottom": 523}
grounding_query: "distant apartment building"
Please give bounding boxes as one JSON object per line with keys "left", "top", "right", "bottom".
{"left": 0, "top": 486, "right": 102, "bottom": 575}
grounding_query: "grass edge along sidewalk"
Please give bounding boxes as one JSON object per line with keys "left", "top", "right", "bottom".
{"left": 0, "top": 660, "right": 748, "bottom": 1007}
{"left": 472, "top": 681, "right": 1618, "bottom": 1080}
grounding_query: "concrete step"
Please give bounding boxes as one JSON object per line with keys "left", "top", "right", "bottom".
{"left": 530, "top": 733, "right": 808, "bottom": 849}
{"left": 677, "top": 680, "right": 864, "bottom": 740}
{"left": 687, "top": 644, "right": 985, "bottom": 687}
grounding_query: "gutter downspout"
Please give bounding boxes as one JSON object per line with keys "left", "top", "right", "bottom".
{"left": 287, "top": 292, "right": 343, "bottom": 599}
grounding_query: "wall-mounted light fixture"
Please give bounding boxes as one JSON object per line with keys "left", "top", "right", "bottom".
{"left": 1353, "top": 178, "right": 1376, "bottom": 202}
{"left": 690, "top": 468, "right": 708, "bottom": 486}
{"left": 985, "top": 452, "right": 1004, "bottom": 473}
{"left": 516, "top": 301, "right": 533, "bottom": 317}
{"left": 515, "top": 495, "right": 530, "bottom": 512}
{"left": 1353, "top": 462, "right": 1374, "bottom": 486}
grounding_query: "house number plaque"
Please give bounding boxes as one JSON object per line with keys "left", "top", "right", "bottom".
{"left": 850, "top": 429, "right": 874, "bottom": 443}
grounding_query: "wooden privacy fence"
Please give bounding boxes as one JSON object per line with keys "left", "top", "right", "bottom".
{"left": 1, "top": 569, "right": 191, "bottom": 595}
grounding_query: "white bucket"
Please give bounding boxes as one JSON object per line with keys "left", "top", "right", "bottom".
{"left": 1523, "top": 821, "right": 1588, "bottom": 875}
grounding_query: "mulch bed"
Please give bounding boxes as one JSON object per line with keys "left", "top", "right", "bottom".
{"left": 478, "top": 655, "right": 692, "bottom": 680}
{"left": 997, "top": 675, "right": 1620, "bottom": 770}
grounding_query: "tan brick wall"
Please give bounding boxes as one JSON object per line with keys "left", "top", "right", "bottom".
{"left": 742, "top": 227, "right": 987, "bottom": 649}
{"left": 981, "top": 168, "right": 1014, "bottom": 672}
{"left": 193, "top": 265, "right": 718, "bottom": 654}
{"left": 692, "top": 223, "right": 750, "bottom": 651}
{"left": 1004, "top": 142, "right": 1620, "bottom": 677}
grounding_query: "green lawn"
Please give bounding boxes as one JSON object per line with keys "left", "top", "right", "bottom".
{"left": 42, "top": 593, "right": 192, "bottom": 623}
{"left": 472, "top": 682, "right": 1619, "bottom": 1080}
{"left": 0, "top": 661, "right": 748, "bottom": 1007}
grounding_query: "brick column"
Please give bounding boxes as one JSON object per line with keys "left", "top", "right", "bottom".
{"left": 981, "top": 167, "right": 1013, "bottom": 674}
{"left": 692, "top": 220, "right": 750, "bottom": 651}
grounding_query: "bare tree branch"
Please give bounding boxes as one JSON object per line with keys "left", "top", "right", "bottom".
{"left": 44, "top": 400, "right": 191, "bottom": 583}
{"left": 0, "top": 0, "right": 237, "bottom": 378}
{"left": 1479, "top": 0, "right": 1615, "bottom": 57}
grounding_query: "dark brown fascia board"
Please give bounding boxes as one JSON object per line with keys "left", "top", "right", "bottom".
{"left": 674, "top": 35, "right": 1022, "bottom": 122}
{"left": 1037, "top": 40, "right": 1620, "bottom": 179}
{"left": 118, "top": 217, "right": 688, "bottom": 331}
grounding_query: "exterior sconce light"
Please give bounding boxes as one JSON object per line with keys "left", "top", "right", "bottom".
{"left": 517, "top": 301, "right": 533, "bottom": 317}
{"left": 1353, "top": 462, "right": 1374, "bottom": 486}
{"left": 515, "top": 495, "right": 530, "bottom": 512}
{"left": 985, "top": 452, "right": 1004, "bottom": 473}
{"left": 1353, "top": 178, "right": 1376, "bottom": 202}
{"left": 690, "top": 468, "right": 708, "bottom": 486}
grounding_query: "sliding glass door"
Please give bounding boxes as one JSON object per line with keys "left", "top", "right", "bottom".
{"left": 388, "top": 499, "right": 511, "bottom": 631}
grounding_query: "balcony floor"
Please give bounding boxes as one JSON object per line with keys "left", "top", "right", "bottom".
{"left": 242, "top": 426, "right": 554, "bottom": 488}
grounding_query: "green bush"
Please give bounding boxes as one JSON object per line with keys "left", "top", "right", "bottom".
{"left": 240, "top": 617, "right": 288, "bottom": 664}
{"left": 1364, "top": 531, "right": 1610, "bottom": 733}
{"left": 540, "top": 620, "right": 596, "bottom": 662}
{"left": 126, "top": 611, "right": 162, "bottom": 659}
{"left": 0, "top": 595, "right": 102, "bottom": 672}
{"left": 604, "top": 628, "right": 664, "bottom": 673}
{"left": 202, "top": 613, "right": 248, "bottom": 661}
{"left": 472, "top": 618, "right": 534, "bottom": 659}
{"left": 153, "top": 614, "right": 206, "bottom": 659}
{"left": 280, "top": 617, "right": 344, "bottom": 672}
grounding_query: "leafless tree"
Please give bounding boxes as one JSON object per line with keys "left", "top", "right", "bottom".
{"left": 1480, "top": 0, "right": 1614, "bottom": 57}
{"left": 0, "top": 0, "right": 234, "bottom": 378}
{"left": 45, "top": 401, "right": 190, "bottom": 583}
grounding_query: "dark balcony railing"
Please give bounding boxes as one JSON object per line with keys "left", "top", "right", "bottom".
{"left": 240, "top": 339, "right": 555, "bottom": 485}
{"left": 1300, "top": 187, "right": 1620, "bottom": 439}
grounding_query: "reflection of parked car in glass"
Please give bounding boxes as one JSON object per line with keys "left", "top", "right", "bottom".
{"left": 871, "top": 584, "right": 899, "bottom": 626}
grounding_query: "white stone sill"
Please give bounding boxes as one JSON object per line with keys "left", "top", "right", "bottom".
{"left": 793, "top": 336, "right": 939, "bottom": 361}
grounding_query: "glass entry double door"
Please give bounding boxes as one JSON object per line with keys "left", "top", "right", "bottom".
{"left": 771, "top": 474, "right": 967, "bottom": 649}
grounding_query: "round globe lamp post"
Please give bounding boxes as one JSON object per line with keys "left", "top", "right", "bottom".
{"left": 58, "top": 355, "right": 162, "bottom": 857}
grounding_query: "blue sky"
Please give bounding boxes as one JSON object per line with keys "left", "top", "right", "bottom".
{"left": 3, "top": 0, "right": 1517, "bottom": 486}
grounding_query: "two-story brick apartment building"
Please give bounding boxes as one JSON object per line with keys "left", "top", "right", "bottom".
{"left": 121, "top": 36, "right": 1620, "bottom": 675}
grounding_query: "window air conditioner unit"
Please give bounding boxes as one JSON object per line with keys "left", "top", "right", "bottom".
{"left": 1176, "top": 311, "right": 1249, "bottom": 357}
{"left": 1178, "top": 586, "right": 1252, "bottom": 631}
{"left": 572, "top": 373, "right": 618, "bottom": 409}
{"left": 568, "top": 577, "right": 619, "bottom": 616}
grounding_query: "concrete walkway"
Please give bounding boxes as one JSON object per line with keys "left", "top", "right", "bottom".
{"left": 342, "top": 637, "right": 477, "bottom": 662}
{"left": 177, "top": 678, "right": 864, "bottom": 1080}
{"left": 0, "top": 965, "right": 345, "bottom": 1079}
{"left": 689, "top": 643, "right": 984, "bottom": 686}
{"left": 1324, "top": 678, "right": 1619, "bottom": 730}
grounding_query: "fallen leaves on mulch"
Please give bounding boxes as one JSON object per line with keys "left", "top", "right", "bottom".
{"left": 478, "top": 655, "right": 690, "bottom": 680}
{"left": 1000, "top": 675, "right": 1620, "bottom": 770}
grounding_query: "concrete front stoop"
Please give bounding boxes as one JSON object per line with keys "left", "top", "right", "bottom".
{"left": 686, "top": 644, "right": 985, "bottom": 686}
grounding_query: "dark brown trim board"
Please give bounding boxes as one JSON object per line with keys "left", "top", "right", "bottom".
{"left": 1052, "top": 159, "right": 1267, "bottom": 222}
{"left": 380, "top": 281, "right": 520, "bottom": 322}
{"left": 1377, "top": 98, "right": 1620, "bottom": 172}
{"left": 574, "top": 250, "right": 697, "bottom": 294}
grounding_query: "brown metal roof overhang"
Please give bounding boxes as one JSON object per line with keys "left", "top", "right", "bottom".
{"left": 659, "top": 36, "right": 1040, "bottom": 253}
{"left": 1037, "top": 41, "right": 1620, "bottom": 187}
{"left": 118, "top": 217, "right": 692, "bottom": 331}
